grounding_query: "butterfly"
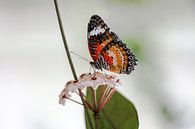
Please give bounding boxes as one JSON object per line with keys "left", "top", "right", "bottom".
{"left": 88, "top": 15, "right": 137, "bottom": 74}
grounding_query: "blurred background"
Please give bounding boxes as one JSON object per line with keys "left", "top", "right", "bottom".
{"left": 1, "top": 0, "right": 195, "bottom": 129}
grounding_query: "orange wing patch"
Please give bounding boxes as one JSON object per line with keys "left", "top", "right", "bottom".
{"left": 88, "top": 32, "right": 113, "bottom": 62}
{"left": 97, "top": 40, "right": 136, "bottom": 74}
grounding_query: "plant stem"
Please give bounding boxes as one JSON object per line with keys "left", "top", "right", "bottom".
{"left": 53, "top": 0, "right": 77, "bottom": 80}
{"left": 94, "top": 112, "right": 100, "bottom": 129}
{"left": 53, "top": 1, "right": 94, "bottom": 129}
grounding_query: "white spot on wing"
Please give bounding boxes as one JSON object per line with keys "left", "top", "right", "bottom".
{"left": 107, "top": 50, "right": 117, "bottom": 66}
{"left": 89, "top": 26, "right": 105, "bottom": 36}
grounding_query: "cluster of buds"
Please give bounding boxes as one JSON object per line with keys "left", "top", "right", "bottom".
{"left": 59, "top": 72, "right": 121, "bottom": 113}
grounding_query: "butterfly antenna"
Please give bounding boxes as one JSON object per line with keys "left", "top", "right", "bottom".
{"left": 70, "top": 51, "right": 90, "bottom": 62}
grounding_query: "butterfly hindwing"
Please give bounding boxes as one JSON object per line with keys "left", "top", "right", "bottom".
{"left": 97, "top": 40, "right": 137, "bottom": 74}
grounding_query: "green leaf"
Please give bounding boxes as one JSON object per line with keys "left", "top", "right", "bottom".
{"left": 85, "top": 89, "right": 139, "bottom": 129}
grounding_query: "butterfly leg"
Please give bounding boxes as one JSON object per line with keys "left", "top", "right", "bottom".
{"left": 102, "top": 69, "right": 109, "bottom": 81}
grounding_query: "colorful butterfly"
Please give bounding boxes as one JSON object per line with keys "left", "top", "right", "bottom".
{"left": 88, "top": 15, "right": 137, "bottom": 74}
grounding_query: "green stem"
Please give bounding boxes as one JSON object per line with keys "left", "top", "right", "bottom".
{"left": 53, "top": 0, "right": 94, "bottom": 129}
{"left": 53, "top": 0, "right": 77, "bottom": 80}
{"left": 94, "top": 112, "right": 100, "bottom": 129}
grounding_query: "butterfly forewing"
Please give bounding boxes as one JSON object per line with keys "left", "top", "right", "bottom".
{"left": 88, "top": 15, "right": 111, "bottom": 62}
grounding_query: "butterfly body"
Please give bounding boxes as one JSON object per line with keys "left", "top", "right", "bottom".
{"left": 88, "top": 15, "right": 137, "bottom": 74}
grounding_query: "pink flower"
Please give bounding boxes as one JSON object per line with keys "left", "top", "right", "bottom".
{"left": 59, "top": 72, "right": 121, "bottom": 112}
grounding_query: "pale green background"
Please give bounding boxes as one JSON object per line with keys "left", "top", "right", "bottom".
{"left": 0, "top": 0, "right": 195, "bottom": 129}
